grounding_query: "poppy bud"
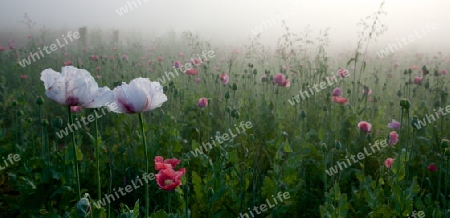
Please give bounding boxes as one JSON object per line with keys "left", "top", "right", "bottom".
{"left": 411, "top": 117, "right": 419, "bottom": 129}
{"left": 444, "top": 148, "right": 450, "bottom": 157}
{"left": 441, "top": 139, "right": 449, "bottom": 149}
{"left": 11, "top": 100, "right": 18, "bottom": 107}
{"left": 16, "top": 110, "right": 24, "bottom": 117}
{"left": 300, "top": 110, "right": 307, "bottom": 118}
{"left": 41, "top": 119, "right": 49, "bottom": 126}
{"left": 252, "top": 69, "right": 257, "bottom": 75}
{"left": 232, "top": 83, "right": 237, "bottom": 90}
{"left": 400, "top": 99, "right": 410, "bottom": 109}
{"left": 36, "top": 97, "right": 44, "bottom": 105}
{"left": 77, "top": 194, "right": 91, "bottom": 217}
{"left": 53, "top": 117, "right": 63, "bottom": 128}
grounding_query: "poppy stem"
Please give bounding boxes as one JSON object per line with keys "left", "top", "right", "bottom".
{"left": 138, "top": 113, "right": 149, "bottom": 217}
{"left": 94, "top": 109, "right": 101, "bottom": 201}
{"left": 68, "top": 106, "right": 81, "bottom": 199}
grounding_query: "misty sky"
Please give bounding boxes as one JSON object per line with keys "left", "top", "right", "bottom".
{"left": 0, "top": 0, "right": 449, "bottom": 52}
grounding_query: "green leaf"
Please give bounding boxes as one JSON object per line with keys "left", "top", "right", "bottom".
{"left": 283, "top": 139, "right": 292, "bottom": 153}
{"left": 261, "top": 176, "right": 275, "bottom": 197}
{"left": 149, "top": 209, "right": 168, "bottom": 218}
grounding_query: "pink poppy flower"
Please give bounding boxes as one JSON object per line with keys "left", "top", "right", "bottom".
{"left": 337, "top": 68, "right": 349, "bottom": 78}
{"left": 384, "top": 158, "right": 394, "bottom": 169}
{"left": 90, "top": 55, "right": 99, "bottom": 61}
{"left": 428, "top": 163, "right": 437, "bottom": 172}
{"left": 332, "top": 87, "right": 342, "bottom": 97}
{"left": 332, "top": 96, "right": 348, "bottom": 104}
{"left": 0, "top": 46, "right": 5, "bottom": 51}
{"left": 195, "top": 78, "right": 201, "bottom": 83}
{"left": 362, "top": 89, "right": 372, "bottom": 95}
{"left": 273, "top": 73, "right": 286, "bottom": 85}
{"left": 410, "top": 65, "right": 418, "bottom": 70}
{"left": 154, "top": 156, "right": 181, "bottom": 170}
{"left": 440, "top": 69, "right": 448, "bottom": 75}
{"left": 121, "top": 54, "right": 128, "bottom": 61}
{"left": 185, "top": 68, "right": 198, "bottom": 76}
{"left": 70, "top": 106, "right": 82, "bottom": 113}
{"left": 191, "top": 58, "right": 201, "bottom": 66}
{"left": 387, "top": 119, "right": 401, "bottom": 130}
{"left": 280, "top": 79, "right": 290, "bottom": 87}
{"left": 155, "top": 167, "right": 186, "bottom": 191}
{"left": 197, "top": 98, "right": 208, "bottom": 108}
{"left": 220, "top": 73, "right": 229, "bottom": 85}
{"left": 179, "top": 53, "right": 184, "bottom": 57}
{"left": 157, "top": 56, "right": 163, "bottom": 62}
{"left": 357, "top": 121, "right": 372, "bottom": 133}
{"left": 413, "top": 77, "right": 423, "bottom": 84}
{"left": 389, "top": 131, "right": 399, "bottom": 145}
{"left": 20, "top": 75, "right": 29, "bottom": 79}
{"left": 8, "top": 41, "right": 15, "bottom": 50}
{"left": 174, "top": 61, "right": 182, "bottom": 69}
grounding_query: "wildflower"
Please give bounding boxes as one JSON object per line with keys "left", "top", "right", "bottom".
{"left": 332, "top": 87, "right": 342, "bottom": 97}
{"left": 384, "top": 158, "right": 394, "bottom": 169}
{"left": 387, "top": 119, "right": 401, "bottom": 130}
{"left": 107, "top": 78, "right": 167, "bottom": 114}
{"left": 389, "top": 131, "right": 399, "bottom": 145}
{"left": 428, "top": 163, "right": 437, "bottom": 172}
{"left": 70, "top": 106, "right": 82, "bottom": 113}
{"left": 220, "top": 73, "right": 229, "bottom": 85}
{"left": 332, "top": 96, "right": 348, "bottom": 104}
{"left": 155, "top": 168, "right": 186, "bottom": 191}
{"left": 413, "top": 77, "right": 423, "bottom": 84}
{"left": 174, "top": 61, "right": 182, "bottom": 69}
{"left": 273, "top": 73, "right": 285, "bottom": 85}
{"left": 197, "top": 98, "right": 208, "bottom": 108}
{"left": 185, "top": 68, "right": 198, "bottom": 76}
{"left": 154, "top": 156, "right": 181, "bottom": 170}
{"left": 40, "top": 66, "right": 113, "bottom": 107}
{"left": 358, "top": 121, "right": 372, "bottom": 133}
{"left": 337, "top": 68, "right": 349, "bottom": 78}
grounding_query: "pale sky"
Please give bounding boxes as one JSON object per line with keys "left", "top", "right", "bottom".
{"left": 0, "top": 0, "right": 448, "bottom": 53}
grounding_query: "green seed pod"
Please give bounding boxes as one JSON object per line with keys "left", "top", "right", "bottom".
{"left": 225, "top": 91, "right": 230, "bottom": 99}
{"left": 411, "top": 117, "right": 419, "bottom": 129}
{"left": 441, "top": 139, "right": 449, "bottom": 149}
{"left": 11, "top": 100, "right": 18, "bottom": 107}
{"left": 16, "top": 110, "right": 24, "bottom": 117}
{"left": 400, "top": 99, "right": 410, "bottom": 110}
{"left": 444, "top": 148, "right": 450, "bottom": 157}
{"left": 41, "top": 119, "right": 49, "bottom": 126}
{"left": 36, "top": 97, "right": 44, "bottom": 105}
{"left": 300, "top": 110, "right": 307, "bottom": 118}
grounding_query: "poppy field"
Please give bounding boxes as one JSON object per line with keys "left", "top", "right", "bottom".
{"left": 1, "top": 2, "right": 450, "bottom": 218}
